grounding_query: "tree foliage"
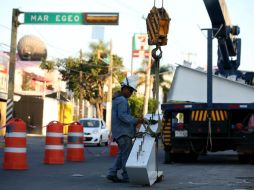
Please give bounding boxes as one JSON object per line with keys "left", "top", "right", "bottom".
{"left": 55, "top": 40, "right": 125, "bottom": 118}
{"left": 40, "top": 58, "right": 55, "bottom": 72}
{"left": 135, "top": 60, "right": 174, "bottom": 105}
{"left": 148, "top": 98, "right": 157, "bottom": 113}
{"left": 129, "top": 95, "right": 158, "bottom": 117}
{"left": 151, "top": 63, "right": 174, "bottom": 103}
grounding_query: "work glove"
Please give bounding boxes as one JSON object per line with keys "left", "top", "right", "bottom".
{"left": 136, "top": 117, "right": 144, "bottom": 124}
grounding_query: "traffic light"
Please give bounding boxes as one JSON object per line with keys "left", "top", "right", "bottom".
{"left": 83, "top": 13, "right": 119, "bottom": 25}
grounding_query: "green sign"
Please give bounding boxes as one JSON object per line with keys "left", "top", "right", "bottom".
{"left": 24, "top": 12, "right": 119, "bottom": 25}
{"left": 24, "top": 12, "right": 83, "bottom": 24}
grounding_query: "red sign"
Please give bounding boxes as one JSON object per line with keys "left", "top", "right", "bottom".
{"left": 132, "top": 34, "right": 150, "bottom": 59}
{"left": 132, "top": 50, "right": 150, "bottom": 58}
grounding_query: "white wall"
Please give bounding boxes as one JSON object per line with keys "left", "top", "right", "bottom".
{"left": 42, "top": 97, "right": 59, "bottom": 135}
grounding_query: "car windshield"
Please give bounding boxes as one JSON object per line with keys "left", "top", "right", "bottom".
{"left": 80, "top": 120, "right": 100, "bottom": 128}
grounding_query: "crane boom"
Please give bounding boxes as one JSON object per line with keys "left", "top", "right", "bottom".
{"left": 203, "top": 0, "right": 241, "bottom": 77}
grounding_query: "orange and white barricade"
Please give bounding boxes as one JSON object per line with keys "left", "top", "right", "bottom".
{"left": 66, "top": 122, "right": 84, "bottom": 161}
{"left": 108, "top": 134, "right": 118, "bottom": 157}
{"left": 3, "top": 118, "right": 28, "bottom": 170}
{"left": 44, "top": 121, "right": 64, "bottom": 164}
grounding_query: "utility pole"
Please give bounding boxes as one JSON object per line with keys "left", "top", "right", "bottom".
{"left": 131, "top": 38, "right": 134, "bottom": 75}
{"left": 6, "top": 9, "right": 20, "bottom": 123}
{"left": 106, "top": 40, "right": 113, "bottom": 131}
{"left": 79, "top": 49, "right": 83, "bottom": 119}
{"left": 143, "top": 46, "right": 152, "bottom": 116}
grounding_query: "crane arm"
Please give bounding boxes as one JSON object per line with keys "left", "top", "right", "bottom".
{"left": 203, "top": 0, "right": 241, "bottom": 77}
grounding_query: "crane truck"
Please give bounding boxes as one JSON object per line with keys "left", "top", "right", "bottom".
{"left": 161, "top": 0, "right": 254, "bottom": 163}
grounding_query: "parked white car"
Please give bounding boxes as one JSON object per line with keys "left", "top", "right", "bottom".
{"left": 79, "top": 118, "right": 109, "bottom": 146}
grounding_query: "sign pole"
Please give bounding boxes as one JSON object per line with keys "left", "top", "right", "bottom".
{"left": 6, "top": 9, "right": 20, "bottom": 123}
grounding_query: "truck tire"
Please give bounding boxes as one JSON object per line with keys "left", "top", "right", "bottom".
{"left": 164, "top": 150, "right": 172, "bottom": 164}
{"left": 238, "top": 154, "right": 251, "bottom": 164}
{"left": 188, "top": 152, "right": 199, "bottom": 162}
{"left": 170, "top": 152, "right": 198, "bottom": 163}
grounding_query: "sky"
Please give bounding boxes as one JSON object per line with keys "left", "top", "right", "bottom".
{"left": 1, "top": 0, "right": 254, "bottom": 72}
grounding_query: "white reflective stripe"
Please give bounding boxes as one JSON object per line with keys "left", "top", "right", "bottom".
{"left": 4, "top": 147, "right": 26, "bottom": 153}
{"left": 45, "top": 145, "right": 64, "bottom": 150}
{"left": 5, "top": 132, "right": 26, "bottom": 138}
{"left": 46, "top": 132, "right": 63, "bottom": 137}
{"left": 67, "top": 144, "right": 84, "bottom": 149}
{"left": 68, "top": 132, "right": 83, "bottom": 137}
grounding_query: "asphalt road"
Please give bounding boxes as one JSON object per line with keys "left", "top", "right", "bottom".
{"left": 0, "top": 136, "right": 254, "bottom": 190}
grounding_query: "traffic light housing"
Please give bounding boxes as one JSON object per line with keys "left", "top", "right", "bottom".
{"left": 83, "top": 13, "right": 119, "bottom": 25}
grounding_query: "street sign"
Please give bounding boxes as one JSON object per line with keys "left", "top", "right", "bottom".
{"left": 24, "top": 12, "right": 119, "bottom": 25}
{"left": 24, "top": 12, "right": 83, "bottom": 24}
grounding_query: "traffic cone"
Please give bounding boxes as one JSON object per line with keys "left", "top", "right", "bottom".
{"left": 44, "top": 121, "right": 64, "bottom": 164}
{"left": 3, "top": 118, "right": 28, "bottom": 170}
{"left": 66, "top": 122, "right": 84, "bottom": 161}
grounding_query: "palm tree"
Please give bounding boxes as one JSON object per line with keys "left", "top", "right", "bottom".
{"left": 136, "top": 61, "right": 174, "bottom": 103}
{"left": 55, "top": 41, "right": 125, "bottom": 119}
{"left": 40, "top": 58, "right": 55, "bottom": 72}
{"left": 151, "top": 64, "right": 174, "bottom": 103}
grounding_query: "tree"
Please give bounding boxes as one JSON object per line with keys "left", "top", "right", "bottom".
{"left": 56, "top": 41, "right": 125, "bottom": 119}
{"left": 136, "top": 61, "right": 174, "bottom": 104}
{"left": 85, "top": 41, "right": 125, "bottom": 118}
{"left": 135, "top": 59, "right": 149, "bottom": 88}
{"left": 129, "top": 95, "right": 157, "bottom": 117}
{"left": 40, "top": 58, "right": 55, "bottom": 72}
{"left": 150, "top": 63, "right": 174, "bottom": 103}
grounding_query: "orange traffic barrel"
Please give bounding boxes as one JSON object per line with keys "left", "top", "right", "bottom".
{"left": 108, "top": 134, "right": 118, "bottom": 157}
{"left": 66, "top": 122, "right": 84, "bottom": 161}
{"left": 248, "top": 114, "right": 254, "bottom": 132}
{"left": 44, "top": 121, "right": 64, "bottom": 164}
{"left": 3, "top": 118, "right": 28, "bottom": 170}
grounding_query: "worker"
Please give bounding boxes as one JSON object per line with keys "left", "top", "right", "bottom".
{"left": 107, "top": 75, "right": 145, "bottom": 183}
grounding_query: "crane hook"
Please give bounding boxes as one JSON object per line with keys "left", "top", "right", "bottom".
{"left": 152, "top": 46, "right": 162, "bottom": 61}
